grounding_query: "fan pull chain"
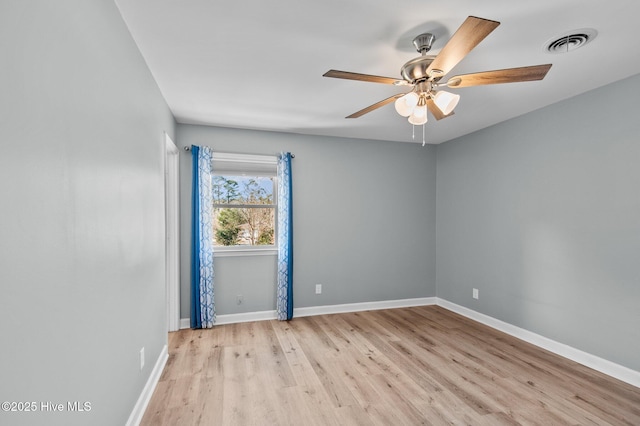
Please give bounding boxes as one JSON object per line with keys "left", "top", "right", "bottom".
{"left": 412, "top": 124, "right": 415, "bottom": 140}
{"left": 422, "top": 124, "right": 426, "bottom": 146}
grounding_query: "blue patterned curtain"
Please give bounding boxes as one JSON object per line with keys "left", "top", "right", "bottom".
{"left": 190, "top": 145, "right": 215, "bottom": 328}
{"left": 277, "top": 152, "right": 294, "bottom": 320}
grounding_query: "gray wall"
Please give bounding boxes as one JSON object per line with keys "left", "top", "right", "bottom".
{"left": 436, "top": 73, "right": 640, "bottom": 371}
{"left": 0, "top": 2, "right": 175, "bottom": 425}
{"left": 177, "top": 125, "right": 438, "bottom": 317}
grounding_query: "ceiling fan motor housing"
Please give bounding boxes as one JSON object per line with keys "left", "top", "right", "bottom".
{"left": 400, "top": 56, "right": 436, "bottom": 83}
{"left": 400, "top": 33, "right": 439, "bottom": 83}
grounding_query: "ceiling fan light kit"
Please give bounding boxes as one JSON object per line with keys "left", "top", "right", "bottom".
{"left": 433, "top": 91, "right": 460, "bottom": 115}
{"left": 408, "top": 100, "right": 428, "bottom": 126}
{"left": 394, "top": 92, "right": 419, "bottom": 117}
{"left": 323, "top": 16, "right": 553, "bottom": 144}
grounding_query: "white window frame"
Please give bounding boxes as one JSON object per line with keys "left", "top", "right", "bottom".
{"left": 212, "top": 152, "right": 278, "bottom": 257}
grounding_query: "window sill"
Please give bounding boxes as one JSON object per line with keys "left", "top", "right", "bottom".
{"left": 214, "top": 247, "right": 277, "bottom": 257}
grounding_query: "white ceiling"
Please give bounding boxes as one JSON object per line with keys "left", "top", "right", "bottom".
{"left": 115, "top": 0, "right": 640, "bottom": 145}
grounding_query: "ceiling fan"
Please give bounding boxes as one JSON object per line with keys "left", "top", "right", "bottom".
{"left": 323, "top": 16, "right": 552, "bottom": 140}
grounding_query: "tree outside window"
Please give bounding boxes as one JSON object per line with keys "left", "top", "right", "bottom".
{"left": 212, "top": 175, "right": 275, "bottom": 247}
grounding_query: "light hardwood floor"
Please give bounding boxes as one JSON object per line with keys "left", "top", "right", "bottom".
{"left": 141, "top": 306, "right": 640, "bottom": 425}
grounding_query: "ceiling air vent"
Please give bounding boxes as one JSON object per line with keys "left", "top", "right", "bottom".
{"left": 545, "top": 28, "right": 598, "bottom": 54}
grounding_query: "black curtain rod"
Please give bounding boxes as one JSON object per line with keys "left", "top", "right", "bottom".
{"left": 183, "top": 146, "right": 294, "bottom": 158}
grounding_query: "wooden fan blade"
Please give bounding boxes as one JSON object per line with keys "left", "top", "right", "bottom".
{"left": 426, "top": 99, "right": 454, "bottom": 121}
{"left": 346, "top": 94, "right": 405, "bottom": 118}
{"left": 323, "top": 70, "right": 407, "bottom": 85}
{"left": 427, "top": 16, "right": 500, "bottom": 76}
{"left": 446, "top": 64, "right": 552, "bottom": 88}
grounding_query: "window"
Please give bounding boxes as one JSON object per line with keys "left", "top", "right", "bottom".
{"left": 211, "top": 153, "right": 277, "bottom": 255}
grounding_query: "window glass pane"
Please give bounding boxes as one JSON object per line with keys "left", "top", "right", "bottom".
{"left": 213, "top": 176, "right": 274, "bottom": 205}
{"left": 212, "top": 174, "right": 275, "bottom": 247}
{"left": 213, "top": 207, "right": 275, "bottom": 246}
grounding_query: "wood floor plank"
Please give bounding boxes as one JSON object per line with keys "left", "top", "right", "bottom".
{"left": 251, "top": 320, "right": 297, "bottom": 389}
{"left": 376, "top": 324, "right": 558, "bottom": 423}
{"left": 191, "top": 374, "right": 224, "bottom": 425}
{"left": 366, "top": 373, "right": 432, "bottom": 425}
{"left": 452, "top": 322, "right": 638, "bottom": 421}
{"left": 141, "top": 306, "right": 640, "bottom": 425}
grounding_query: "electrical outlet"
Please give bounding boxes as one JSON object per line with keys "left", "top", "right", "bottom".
{"left": 315, "top": 284, "right": 322, "bottom": 294}
{"left": 473, "top": 288, "right": 479, "bottom": 300}
{"left": 236, "top": 295, "right": 243, "bottom": 305}
{"left": 140, "top": 347, "right": 145, "bottom": 370}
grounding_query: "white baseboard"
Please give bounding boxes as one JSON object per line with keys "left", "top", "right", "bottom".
{"left": 180, "top": 310, "right": 277, "bottom": 329}
{"left": 436, "top": 298, "right": 640, "bottom": 389}
{"left": 126, "top": 344, "right": 168, "bottom": 426}
{"left": 294, "top": 297, "right": 437, "bottom": 317}
{"left": 215, "top": 310, "right": 278, "bottom": 325}
{"left": 179, "top": 297, "right": 437, "bottom": 329}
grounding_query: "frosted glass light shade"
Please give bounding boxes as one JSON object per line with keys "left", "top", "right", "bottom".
{"left": 408, "top": 104, "right": 427, "bottom": 125}
{"left": 394, "top": 92, "right": 419, "bottom": 117}
{"left": 433, "top": 91, "right": 460, "bottom": 115}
